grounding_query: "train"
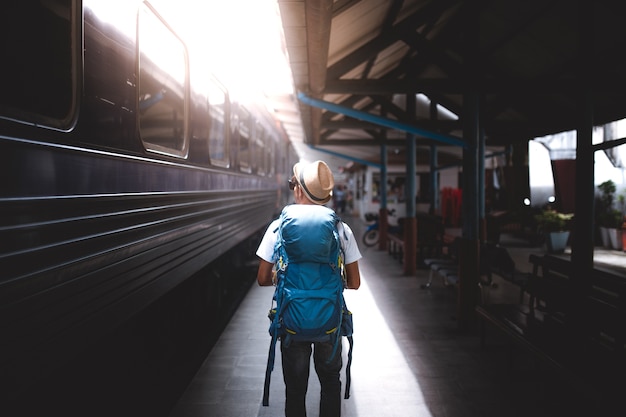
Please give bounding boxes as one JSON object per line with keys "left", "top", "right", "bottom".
{"left": 0, "top": 0, "right": 297, "bottom": 404}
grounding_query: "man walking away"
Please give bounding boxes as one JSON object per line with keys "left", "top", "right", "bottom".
{"left": 256, "top": 160, "right": 362, "bottom": 417}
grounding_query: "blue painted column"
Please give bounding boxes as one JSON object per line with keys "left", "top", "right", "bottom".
{"left": 378, "top": 143, "right": 389, "bottom": 251}
{"left": 430, "top": 145, "right": 439, "bottom": 214}
{"left": 406, "top": 142, "right": 417, "bottom": 219}
{"left": 404, "top": 94, "right": 417, "bottom": 275}
{"left": 429, "top": 98, "right": 440, "bottom": 215}
{"left": 380, "top": 143, "right": 388, "bottom": 208}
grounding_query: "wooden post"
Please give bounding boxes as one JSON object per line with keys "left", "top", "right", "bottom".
{"left": 403, "top": 216, "right": 417, "bottom": 276}
{"left": 378, "top": 207, "right": 388, "bottom": 251}
{"left": 458, "top": 237, "right": 480, "bottom": 330}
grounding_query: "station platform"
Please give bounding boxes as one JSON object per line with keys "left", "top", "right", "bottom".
{"left": 168, "top": 215, "right": 618, "bottom": 417}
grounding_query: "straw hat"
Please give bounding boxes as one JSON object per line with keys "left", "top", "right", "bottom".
{"left": 293, "top": 160, "right": 334, "bottom": 205}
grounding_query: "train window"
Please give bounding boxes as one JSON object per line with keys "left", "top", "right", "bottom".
{"left": 238, "top": 107, "right": 251, "bottom": 173}
{"left": 208, "top": 79, "right": 230, "bottom": 167}
{"left": 267, "top": 136, "right": 276, "bottom": 176}
{"left": 0, "top": 0, "right": 78, "bottom": 129}
{"left": 229, "top": 109, "right": 239, "bottom": 166}
{"left": 137, "top": 3, "right": 189, "bottom": 158}
{"left": 255, "top": 127, "right": 267, "bottom": 176}
{"left": 188, "top": 90, "right": 210, "bottom": 165}
{"left": 261, "top": 135, "right": 270, "bottom": 177}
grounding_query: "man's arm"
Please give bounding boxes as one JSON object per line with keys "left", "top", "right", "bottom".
{"left": 345, "top": 261, "right": 361, "bottom": 289}
{"left": 257, "top": 258, "right": 275, "bottom": 286}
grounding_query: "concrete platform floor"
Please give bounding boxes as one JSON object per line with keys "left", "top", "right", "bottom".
{"left": 168, "top": 215, "right": 624, "bottom": 417}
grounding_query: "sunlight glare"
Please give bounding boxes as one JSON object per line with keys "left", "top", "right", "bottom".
{"left": 528, "top": 140, "right": 555, "bottom": 207}
{"left": 87, "top": 0, "right": 294, "bottom": 103}
{"left": 151, "top": 0, "right": 294, "bottom": 101}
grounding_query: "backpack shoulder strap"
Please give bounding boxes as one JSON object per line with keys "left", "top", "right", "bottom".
{"left": 263, "top": 275, "right": 284, "bottom": 406}
{"left": 263, "top": 213, "right": 287, "bottom": 407}
{"left": 334, "top": 220, "right": 353, "bottom": 400}
{"left": 272, "top": 210, "right": 289, "bottom": 273}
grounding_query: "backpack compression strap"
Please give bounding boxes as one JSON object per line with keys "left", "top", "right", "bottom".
{"left": 262, "top": 329, "right": 279, "bottom": 406}
{"left": 263, "top": 291, "right": 282, "bottom": 407}
{"left": 345, "top": 334, "right": 353, "bottom": 399}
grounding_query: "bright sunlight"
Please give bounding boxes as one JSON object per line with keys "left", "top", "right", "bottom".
{"left": 152, "top": 0, "right": 294, "bottom": 100}
{"left": 87, "top": 0, "right": 294, "bottom": 102}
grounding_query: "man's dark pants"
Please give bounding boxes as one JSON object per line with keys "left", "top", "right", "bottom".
{"left": 281, "top": 339, "right": 342, "bottom": 417}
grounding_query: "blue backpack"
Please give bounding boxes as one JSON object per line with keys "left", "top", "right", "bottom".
{"left": 262, "top": 204, "right": 353, "bottom": 406}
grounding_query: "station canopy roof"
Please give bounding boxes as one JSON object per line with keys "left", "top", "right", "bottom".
{"left": 271, "top": 0, "right": 626, "bottom": 171}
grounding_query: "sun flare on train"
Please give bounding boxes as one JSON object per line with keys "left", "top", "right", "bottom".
{"left": 87, "top": 0, "right": 294, "bottom": 103}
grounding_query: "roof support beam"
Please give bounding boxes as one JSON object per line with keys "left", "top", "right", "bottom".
{"left": 322, "top": 119, "right": 460, "bottom": 131}
{"left": 305, "top": 144, "right": 381, "bottom": 168}
{"left": 324, "top": 78, "right": 625, "bottom": 95}
{"left": 305, "top": 0, "right": 333, "bottom": 144}
{"left": 298, "top": 92, "right": 467, "bottom": 148}
{"left": 326, "top": 2, "right": 450, "bottom": 80}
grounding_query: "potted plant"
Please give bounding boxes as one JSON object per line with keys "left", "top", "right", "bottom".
{"left": 534, "top": 209, "right": 573, "bottom": 253}
{"left": 597, "top": 180, "right": 616, "bottom": 247}
{"left": 606, "top": 208, "right": 624, "bottom": 250}
{"left": 596, "top": 180, "right": 624, "bottom": 249}
{"left": 619, "top": 193, "right": 626, "bottom": 251}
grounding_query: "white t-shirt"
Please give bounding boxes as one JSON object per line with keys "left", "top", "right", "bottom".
{"left": 256, "top": 215, "right": 362, "bottom": 265}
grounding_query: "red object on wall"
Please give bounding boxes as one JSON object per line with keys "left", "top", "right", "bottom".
{"left": 551, "top": 159, "right": 576, "bottom": 213}
{"left": 441, "top": 187, "right": 462, "bottom": 227}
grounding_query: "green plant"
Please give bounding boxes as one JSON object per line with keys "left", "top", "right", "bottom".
{"left": 598, "top": 180, "right": 616, "bottom": 203}
{"left": 596, "top": 180, "right": 621, "bottom": 228}
{"left": 534, "top": 209, "right": 573, "bottom": 233}
{"left": 606, "top": 209, "right": 624, "bottom": 229}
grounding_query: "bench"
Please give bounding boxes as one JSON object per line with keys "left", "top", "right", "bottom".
{"left": 416, "top": 213, "right": 445, "bottom": 265}
{"left": 422, "top": 236, "right": 461, "bottom": 289}
{"left": 387, "top": 214, "right": 445, "bottom": 266}
{"left": 476, "top": 253, "right": 626, "bottom": 411}
{"left": 481, "top": 243, "right": 531, "bottom": 302}
{"left": 383, "top": 216, "right": 405, "bottom": 263}
{"left": 422, "top": 237, "right": 497, "bottom": 291}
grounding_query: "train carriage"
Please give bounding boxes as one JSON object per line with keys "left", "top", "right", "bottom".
{"left": 0, "top": 0, "right": 296, "bottom": 400}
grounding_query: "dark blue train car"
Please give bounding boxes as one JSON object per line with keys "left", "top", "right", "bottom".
{"left": 0, "top": 0, "right": 297, "bottom": 401}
